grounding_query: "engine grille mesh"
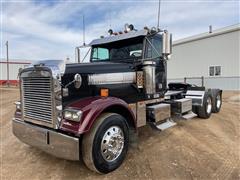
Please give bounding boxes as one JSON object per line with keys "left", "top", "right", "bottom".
{"left": 22, "top": 77, "right": 53, "bottom": 123}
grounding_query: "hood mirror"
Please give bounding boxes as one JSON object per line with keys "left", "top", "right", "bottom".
{"left": 74, "top": 73, "right": 82, "bottom": 89}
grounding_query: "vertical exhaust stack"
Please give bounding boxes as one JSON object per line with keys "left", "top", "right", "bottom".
{"left": 143, "top": 60, "right": 156, "bottom": 96}
{"left": 162, "top": 30, "right": 172, "bottom": 60}
{"left": 162, "top": 31, "right": 172, "bottom": 55}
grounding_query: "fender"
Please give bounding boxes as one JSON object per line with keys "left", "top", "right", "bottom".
{"left": 60, "top": 96, "right": 136, "bottom": 135}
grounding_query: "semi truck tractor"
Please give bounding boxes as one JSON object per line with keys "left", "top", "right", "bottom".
{"left": 13, "top": 24, "right": 222, "bottom": 174}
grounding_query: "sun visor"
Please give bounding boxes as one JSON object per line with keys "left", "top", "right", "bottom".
{"left": 89, "top": 29, "right": 148, "bottom": 46}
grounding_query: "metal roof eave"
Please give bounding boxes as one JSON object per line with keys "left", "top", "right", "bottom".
{"left": 173, "top": 24, "right": 240, "bottom": 46}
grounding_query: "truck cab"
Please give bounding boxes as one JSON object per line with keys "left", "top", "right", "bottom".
{"left": 12, "top": 24, "right": 222, "bottom": 174}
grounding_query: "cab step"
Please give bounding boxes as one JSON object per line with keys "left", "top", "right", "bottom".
{"left": 182, "top": 111, "right": 197, "bottom": 120}
{"left": 150, "top": 119, "right": 177, "bottom": 131}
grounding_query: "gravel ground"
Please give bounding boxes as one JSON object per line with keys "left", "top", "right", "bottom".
{"left": 0, "top": 88, "right": 239, "bottom": 180}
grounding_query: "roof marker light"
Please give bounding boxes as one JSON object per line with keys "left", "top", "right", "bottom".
{"left": 128, "top": 24, "right": 134, "bottom": 31}
{"left": 108, "top": 29, "right": 113, "bottom": 35}
{"left": 124, "top": 23, "right": 135, "bottom": 32}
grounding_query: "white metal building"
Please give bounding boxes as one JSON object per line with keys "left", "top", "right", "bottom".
{"left": 168, "top": 24, "right": 240, "bottom": 90}
{"left": 0, "top": 60, "right": 31, "bottom": 85}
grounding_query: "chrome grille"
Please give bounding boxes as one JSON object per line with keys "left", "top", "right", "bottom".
{"left": 22, "top": 77, "right": 53, "bottom": 123}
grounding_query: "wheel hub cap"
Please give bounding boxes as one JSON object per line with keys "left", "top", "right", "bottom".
{"left": 101, "top": 126, "right": 124, "bottom": 162}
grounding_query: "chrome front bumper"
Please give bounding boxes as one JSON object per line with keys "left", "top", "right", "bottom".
{"left": 12, "top": 118, "right": 80, "bottom": 161}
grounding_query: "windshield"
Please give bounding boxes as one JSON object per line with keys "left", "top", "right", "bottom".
{"left": 91, "top": 37, "right": 143, "bottom": 62}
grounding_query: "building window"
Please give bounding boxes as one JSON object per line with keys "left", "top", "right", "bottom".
{"left": 215, "top": 66, "right": 221, "bottom": 76}
{"left": 209, "top": 66, "right": 214, "bottom": 76}
{"left": 209, "top": 66, "right": 221, "bottom": 76}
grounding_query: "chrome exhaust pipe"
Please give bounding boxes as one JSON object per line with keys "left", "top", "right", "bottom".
{"left": 143, "top": 60, "right": 156, "bottom": 95}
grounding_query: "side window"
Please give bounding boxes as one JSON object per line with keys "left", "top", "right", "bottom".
{"left": 209, "top": 66, "right": 221, "bottom": 76}
{"left": 145, "top": 36, "right": 162, "bottom": 59}
{"left": 92, "top": 48, "right": 109, "bottom": 61}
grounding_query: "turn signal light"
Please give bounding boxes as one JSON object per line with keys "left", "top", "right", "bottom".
{"left": 100, "top": 89, "right": 109, "bottom": 97}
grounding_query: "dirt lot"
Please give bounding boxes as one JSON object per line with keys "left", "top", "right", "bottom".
{"left": 0, "top": 88, "right": 239, "bottom": 180}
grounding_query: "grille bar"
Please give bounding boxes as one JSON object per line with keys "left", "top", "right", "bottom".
{"left": 24, "top": 105, "right": 51, "bottom": 112}
{"left": 22, "top": 76, "right": 53, "bottom": 124}
{"left": 23, "top": 94, "right": 52, "bottom": 99}
{"left": 24, "top": 102, "right": 52, "bottom": 108}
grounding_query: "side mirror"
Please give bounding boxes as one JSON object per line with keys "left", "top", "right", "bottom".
{"left": 74, "top": 73, "right": 82, "bottom": 89}
{"left": 162, "top": 31, "right": 172, "bottom": 58}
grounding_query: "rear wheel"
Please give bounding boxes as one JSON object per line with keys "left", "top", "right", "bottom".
{"left": 82, "top": 113, "right": 129, "bottom": 174}
{"left": 212, "top": 90, "right": 222, "bottom": 113}
{"left": 197, "top": 92, "right": 212, "bottom": 119}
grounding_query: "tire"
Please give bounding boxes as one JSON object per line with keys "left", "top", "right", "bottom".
{"left": 211, "top": 90, "right": 222, "bottom": 113}
{"left": 197, "top": 92, "right": 212, "bottom": 119}
{"left": 82, "top": 113, "right": 129, "bottom": 174}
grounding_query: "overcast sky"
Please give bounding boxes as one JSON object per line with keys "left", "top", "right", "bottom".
{"left": 1, "top": 0, "right": 239, "bottom": 61}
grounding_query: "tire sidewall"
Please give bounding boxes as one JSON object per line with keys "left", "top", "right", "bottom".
{"left": 203, "top": 92, "right": 212, "bottom": 118}
{"left": 197, "top": 92, "right": 212, "bottom": 119}
{"left": 213, "top": 91, "right": 222, "bottom": 112}
{"left": 92, "top": 114, "right": 129, "bottom": 174}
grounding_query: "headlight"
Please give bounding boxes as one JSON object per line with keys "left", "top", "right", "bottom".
{"left": 63, "top": 109, "right": 82, "bottom": 122}
{"left": 64, "top": 111, "right": 72, "bottom": 119}
{"left": 14, "top": 101, "right": 21, "bottom": 110}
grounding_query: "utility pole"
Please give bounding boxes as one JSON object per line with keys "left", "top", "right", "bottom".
{"left": 6, "top": 41, "right": 10, "bottom": 87}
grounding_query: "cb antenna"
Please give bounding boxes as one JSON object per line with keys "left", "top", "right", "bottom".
{"left": 109, "top": 9, "right": 112, "bottom": 29}
{"left": 157, "top": 0, "right": 161, "bottom": 29}
{"left": 82, "top": 14, "right": 86, "bottom": 46}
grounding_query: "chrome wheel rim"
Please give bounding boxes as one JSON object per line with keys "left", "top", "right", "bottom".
{"left": 207, "top": 97, "right": 212, "bottom": 114}
{"left": 216, "top": 94, "right": 221, "bottom": 109}
{"left": 101, "top": 126, "right": 124, "bottom": 162}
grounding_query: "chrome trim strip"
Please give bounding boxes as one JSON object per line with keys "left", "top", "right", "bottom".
{"left": 88, "top": 72, "right": 136, "bottom": 85}
{"left": 12, "top": 118, "right": 80, "bottom": 161}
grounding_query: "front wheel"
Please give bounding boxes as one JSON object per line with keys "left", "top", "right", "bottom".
{"left": 82, "top": 113, "right": 129, "bottom": 174}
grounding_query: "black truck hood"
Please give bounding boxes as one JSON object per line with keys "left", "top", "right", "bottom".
{"left": 64, "top": 62, "right": 134, "bottom": 75}
{"left": 61, "top": 61, "right": 136, "bottom": 104}
{"left": 30, "top": 60, "right": 134, "bottom": 77}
